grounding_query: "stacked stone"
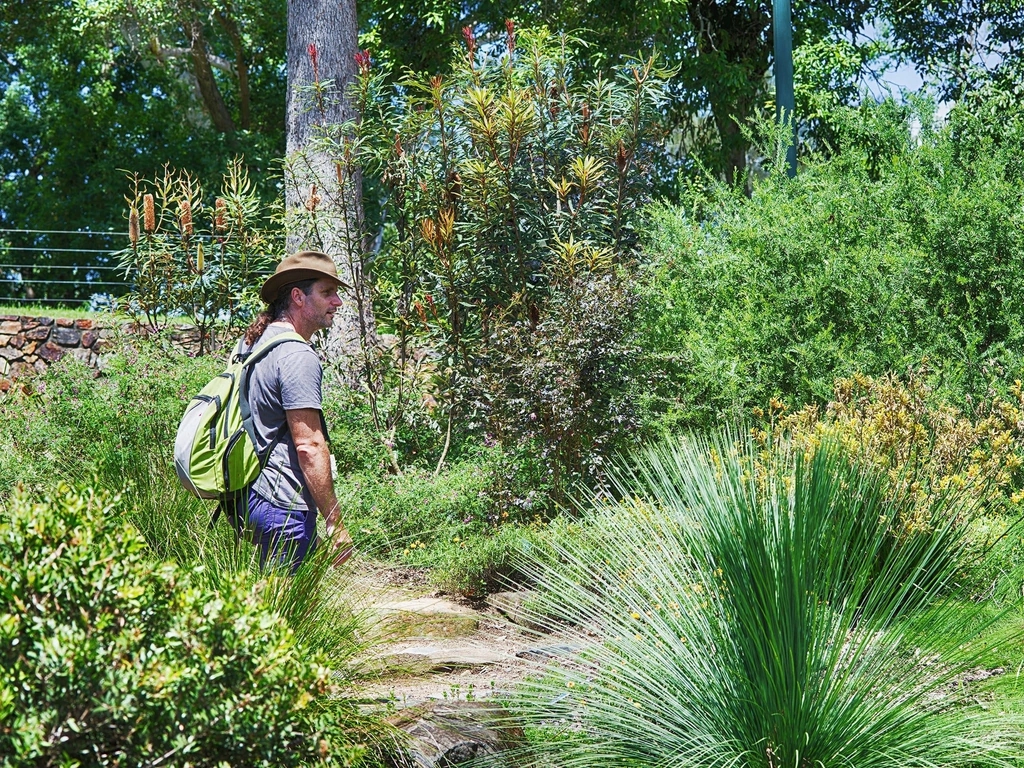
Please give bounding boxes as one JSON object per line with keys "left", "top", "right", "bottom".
{"left": 0, "top": 316, "right": 109, "bottom": 383}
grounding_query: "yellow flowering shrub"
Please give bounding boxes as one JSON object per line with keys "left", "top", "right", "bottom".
{"left": 753, "top": 372, "right": 1024, "bottom": 532}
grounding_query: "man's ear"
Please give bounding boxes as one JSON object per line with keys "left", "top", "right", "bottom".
{"left": 290, "top": 285, "right": 306, "bottom": 307}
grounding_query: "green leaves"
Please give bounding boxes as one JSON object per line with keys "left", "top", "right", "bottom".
{"left": 353, "top": 26, "right": 663, "bottom": 481}
{"left": 0, "top": 484, "right": 370, "bottom": 767}
{"left": 637, "top": 94, "right": 1024, "bottom": 430}
{"left": 512, "top": 433, "right": 1024, "bottom": 768}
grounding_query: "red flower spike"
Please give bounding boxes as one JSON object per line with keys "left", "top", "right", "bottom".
{"left": 462, "top": 26, "right": 476, "bottom": 57}
{"left": 308, "top": 43, "right": 320, "bottom": 81}
{"left": 354, "top": 49, "right": 372, "bottom": 75}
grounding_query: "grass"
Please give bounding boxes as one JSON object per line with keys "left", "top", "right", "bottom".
{"left": 0, "top": 302, "right": 107, "bottom": 320}
{"left": 509, "top": 432, "right": 1024, "bottom": 768}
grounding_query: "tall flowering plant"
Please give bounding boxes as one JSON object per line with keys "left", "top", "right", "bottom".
{"left": 351, "top": 24, "right": 670, "bottom": 483}
{"left": 118, "top": 159, "right": 278, "bottom": 353}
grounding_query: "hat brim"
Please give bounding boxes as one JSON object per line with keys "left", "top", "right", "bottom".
{"left": 261, "top": 269, "right": 351, "bottom": 304}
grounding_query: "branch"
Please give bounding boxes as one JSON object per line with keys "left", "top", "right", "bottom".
{"left": 150, "top": 42, "right": 235, "bottom": 75}
{"left": 181, "top": 18, "right": 236, "bottom": 133}
{"left": 215, "top": 4, "right": 250, "bottom": 129}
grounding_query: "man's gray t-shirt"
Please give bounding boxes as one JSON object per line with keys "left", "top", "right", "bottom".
{"left": 241, "top": 325, "right": 323, "bottom": 512}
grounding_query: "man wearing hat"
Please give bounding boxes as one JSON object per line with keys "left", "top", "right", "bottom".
{"left": 232, "top": 249, "right": 353, "bottom": 572}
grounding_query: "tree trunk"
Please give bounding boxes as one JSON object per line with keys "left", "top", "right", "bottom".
{"left": 285, "top": 0, "right": 376, "bottom": 371}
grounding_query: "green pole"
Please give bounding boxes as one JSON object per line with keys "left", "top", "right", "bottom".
{"left": 773, "top": 0, "right": 797, "bottom": 177}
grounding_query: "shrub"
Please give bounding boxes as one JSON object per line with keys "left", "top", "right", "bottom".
{"left": 761, "top": 372, "right": 1024, "bottom": 529}
{"left": 636, "top": 94, "right": 1024, "bottom": 432}
{"left": 510, "top": 433, "right": 1024, "bottom": 768}
{"left": 347, "top": 25, "right": 668, "bottom": 482}
{"left": 0, "top": 485, "right": 374, "bottom": 767}
{"left": 0, "top": 346, "right": 371, "bottom": 657}
{"left": 118, "top": 160, "right": 279, "bottom": 350}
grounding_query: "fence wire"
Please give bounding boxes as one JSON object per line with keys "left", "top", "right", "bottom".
{"left": 0, "top": 228, "right": 131, "bottom": 307}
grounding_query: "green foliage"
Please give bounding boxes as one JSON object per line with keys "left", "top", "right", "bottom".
{"left": 0, "top": 1, "right": 284, "bottom": 304}
{"left": 117, "top": 160, "right": 279, "bottom": 349}
{"left": 341, "top": 457, "right": 496, "bottom": 555}
{"left": 354, "top": 26, "right": 664, "bottom": 487}
{"left": 0, "top": 485, "right": 371, "bottom": 767}
{"left": 0, "top": 341, "right": 374, "bottom": 657}
{"left": 512, "top": 433, "right": 1024, "bottom": 768}
{"left": 337, "top": 449, "right": 545, "bottom": 596}
{"left": 0, "top": 336, "right": 220, "bottom": 498}
{"left": 637, "top": 94, "right": 1024, "bottom": 431}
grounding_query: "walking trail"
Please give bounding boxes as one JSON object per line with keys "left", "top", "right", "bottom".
{"left": 341, "top": 560, "right": 578, "bottom": 709}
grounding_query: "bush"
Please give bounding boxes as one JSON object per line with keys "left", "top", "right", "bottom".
{"left": 764, "top": 372, "right": 1024, "bottom": 527}
{"left": 0, "top": 485, "right": 374, "bottom": 767}
{"left": 345, "top": 25, "right": 668, "bottom": 483}
{"left": 636, "top": 94, "right": 1024, "bottom": 432}
{"left": 510, "top": 433, "right": 1024, "bottom": 768}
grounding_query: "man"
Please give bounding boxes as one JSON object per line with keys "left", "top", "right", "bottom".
{"left": 233, "top": 249, "right": 354, "bottom": 572}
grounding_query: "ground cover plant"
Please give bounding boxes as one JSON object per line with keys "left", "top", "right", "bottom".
{"left": 510, "top": 433, "right": 1024, "bottom": 768}
{"left": 0, "top": 485, "right": 379, "bottom": 767}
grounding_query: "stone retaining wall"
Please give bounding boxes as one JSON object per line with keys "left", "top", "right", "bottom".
{"left": 0, "top": 315, "right": 111, "bottom": 381}
{"left": 0, "top": 315, "right": 205, "bottom": 386}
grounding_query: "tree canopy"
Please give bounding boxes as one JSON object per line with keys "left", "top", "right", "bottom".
{"left": 2, "top": 0, "right": 1024, "bottom": 303}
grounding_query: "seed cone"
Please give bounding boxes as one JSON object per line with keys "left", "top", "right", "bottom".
{"left": 143, "top": 194, "right": 155, "bottom": 233}
{"left": 128, "top": 208, "right": 140, "bottom": 245}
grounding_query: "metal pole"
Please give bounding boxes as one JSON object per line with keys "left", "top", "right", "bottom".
{"left": 773, "top": 0, "right": 797, "bottom": 177}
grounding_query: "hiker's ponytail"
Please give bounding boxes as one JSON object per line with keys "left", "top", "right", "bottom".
{"left": 244, "top": 308, "right": 275, "bottom": 347}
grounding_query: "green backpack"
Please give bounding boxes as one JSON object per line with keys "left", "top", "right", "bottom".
{"left": 173, "top": 332, "right": 307, "bottom": 501}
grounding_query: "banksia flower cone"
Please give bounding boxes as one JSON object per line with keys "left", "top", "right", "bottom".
{"left": 196, "top": 241, "right": 205, "bottom": 273}
{"left": 143, "top": 194, "right": 155, "bottom": 233}
{"left": 214, "top": 198, "right": 226, "bottom": 233}
{"left": 128, "top": 207, "right": 140, "bottom": 246}
{"left": 179, "top": 199, "right": 193, "bottom": 237}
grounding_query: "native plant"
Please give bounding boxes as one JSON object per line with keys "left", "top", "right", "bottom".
{"left": 349, "top": 24, "right": 668, "bottom": 484}
{"left": 758, "top": 372, "right": 1024, "bottom": 528}
{"left": 118, "top": 158, "right": 278, "bottom": 352}
{"left": 0, "top": 485, "right": 376, "bottom": 767}
{"left": 512, "top": 433, "right": 1024, "bottom": 768}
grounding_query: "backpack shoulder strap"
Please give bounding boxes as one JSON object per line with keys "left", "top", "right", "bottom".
{"left": 241, "top": 331, "right": 307, "bottom": 368}
{"left": 237, "top": 331, "right": 310, "bottom": 465}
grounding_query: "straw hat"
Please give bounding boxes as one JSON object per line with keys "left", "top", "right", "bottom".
{"left": 261, "top": 250, "right": 351, "bottom": 303}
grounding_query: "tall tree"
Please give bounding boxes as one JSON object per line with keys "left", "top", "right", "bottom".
{"left": 284, "top": 0, "right": 375, "bottom": 365}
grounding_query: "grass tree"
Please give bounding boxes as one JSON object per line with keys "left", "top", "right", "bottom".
{"left": 511, "top": 432, "right": 1024, "bottom": 768}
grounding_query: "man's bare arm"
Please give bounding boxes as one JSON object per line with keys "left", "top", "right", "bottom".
{"left": 286, "top": 408, "right": 353, "bottom": 554}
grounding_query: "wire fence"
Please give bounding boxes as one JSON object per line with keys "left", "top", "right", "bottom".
{"left": 0, "top": 227, "right": 131, "bottom": 307}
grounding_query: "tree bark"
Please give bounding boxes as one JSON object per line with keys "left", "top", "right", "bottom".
{"left": 285, "top": 0, "right": 376, "bottom": 369}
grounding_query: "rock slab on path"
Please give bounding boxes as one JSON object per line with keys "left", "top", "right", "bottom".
{"left": 387, "top": 700, "right": 524, "bottom": 768}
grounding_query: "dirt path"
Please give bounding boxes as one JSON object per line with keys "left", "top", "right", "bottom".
{"left": 343, "top": 561, "right": 571, "bottom": 708}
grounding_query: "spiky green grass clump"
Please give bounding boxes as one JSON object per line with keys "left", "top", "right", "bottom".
{"left": 511, "top": 433, "right": 1024, "bottom": 768}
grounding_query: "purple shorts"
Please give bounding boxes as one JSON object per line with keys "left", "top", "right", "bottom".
{"left": 228, "top": 487, "right": 318, "bottom": 574}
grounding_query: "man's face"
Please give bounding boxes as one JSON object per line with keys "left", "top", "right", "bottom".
{"left": 300, "top": 277, "right": 344, "bottom": 332}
